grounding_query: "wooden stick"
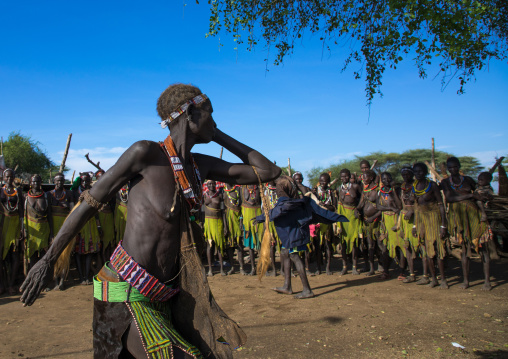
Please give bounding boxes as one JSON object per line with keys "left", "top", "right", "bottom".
{"left": 370, "top": 160, "right": 378, "bottom": 170}
{"left": 219, "top": 147, "right": 224, "bottom": 160}
{"left": 59, "top": 133, "right": 72, "bottom": 173}
{"left": 424, "top": 160, "right": 443, "bottom": 182}
{"left": 489, "top": 156, "right": 505, "bottom": 174}
{"left": 71, "top": 170, "right": 76, "bottom": 183}
{"left": 287, "top": 158, "right": 292, "bottom": 177}
{"left": 84, "top": 153, "right": 103, "bottom": 172}
{"left": 430, "top": 138, "right": 436, "bottom": 182}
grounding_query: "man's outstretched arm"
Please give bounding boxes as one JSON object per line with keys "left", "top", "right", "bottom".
{"left": 194, "top": 129, "right": 281, "bottom": 185}
{"left": 20, "top": 141, "right": 152, "bottom": 306}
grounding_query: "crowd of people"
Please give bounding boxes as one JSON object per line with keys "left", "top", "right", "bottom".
{"left": 0, "top": 169, "right": 128, "bottom": 295}
{"left": 0, "top": 155, "right": 495, "bottom": 298}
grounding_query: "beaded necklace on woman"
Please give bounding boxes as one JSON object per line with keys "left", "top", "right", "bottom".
{"left": 119, "top": 186, "right": 129, "bottom": 203}
{"left": 317, "top": 186, "right": 332, "bottom": 205}
{"left": 2, "top": 185, "right": 19, "bottom": 212}
{"left": 412, "top": 179, "right": 432, "bottom": 197}
{"left": 225, "top": 185, "right": 240, "bottom": 206}
{"left": 449, "top": 175, "right": 464, "bottom": 191}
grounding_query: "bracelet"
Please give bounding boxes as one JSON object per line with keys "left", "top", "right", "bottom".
{"left": 79, "top": 189, "right": 107, "bottom": 211}
{"left": 440, "top": 226, "right": 447, "bottom": 228}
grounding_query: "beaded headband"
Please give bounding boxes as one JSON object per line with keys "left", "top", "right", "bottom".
{"left": 54, "top": 174, "right": 65, "bottom": 180}
{"left": 401, "top": 168, "right": 414, "bottom": 174}
{"left": 160, "top": 94, "right": 208, "bottom": 129}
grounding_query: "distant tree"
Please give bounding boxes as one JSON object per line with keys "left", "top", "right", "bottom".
{"left": 206, "top": 0, "right": 508, "bottom": 104}
{"left": 306, "top": 149, "right": 484, "bottom": 187}
{"left": 2, "top": 132, "right": 57, "bottom": 183}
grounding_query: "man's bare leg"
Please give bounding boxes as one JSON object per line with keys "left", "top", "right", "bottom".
{"left": 480, "top": 246, "right": 492, "bottom": 291}
{"left": 273, "top": 248, "right": 292, "bottom": 295}
{"left": 459, "top": 243, "right": 470, "bottom": 289}
{"left": 290, "top": 253, "right": 314, "bottom": 299}
{"left": 377, "top": 239, "right": 390, "bottom": 280}
{"left": 397, "top": 249, "right": 407, "bottom": 280}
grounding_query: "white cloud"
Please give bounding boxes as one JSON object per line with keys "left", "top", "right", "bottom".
{"left": 466, "top": 149, "right": 508, "bottom": 167}
{"left": 59, "top": 147, "right": 127, "bottom": 176}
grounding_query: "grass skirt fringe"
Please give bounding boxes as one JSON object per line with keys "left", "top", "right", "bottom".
{"left": 338, "top": 204, "right": 362, "bottom": 254}
{"left": 415, "top": 203, "right": 445, "bottom": 259}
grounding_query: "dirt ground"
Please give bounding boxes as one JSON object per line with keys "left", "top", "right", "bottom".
{"left": 1, "top": 256, "right": 507, "bottom": 359}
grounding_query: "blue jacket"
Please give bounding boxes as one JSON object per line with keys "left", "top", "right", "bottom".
{"left": 256, "top": 196, "right": 348, "bottom": 249}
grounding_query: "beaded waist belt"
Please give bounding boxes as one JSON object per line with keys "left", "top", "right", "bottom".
{"left": 110, "top": 242, "right": 180, "bottom": 302}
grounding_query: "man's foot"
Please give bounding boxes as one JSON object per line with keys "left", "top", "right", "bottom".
{"left": 80, "top": 280, "right": 88, "bottom": 286}
{"left": 326, "top": 269, "right": 333, "bottom": 276}
{"left": 314, "top": 270, "right": 321, "bottom": 276}
{"left": 340, "top": 268, "right": 347, "bottom": 276}
{"left": 481, "top": 282, "right": 492, "bottom": 291}
{"left": 306, "top": 270, "right": 313, "bottom": 276}
{"left": 294, "top": 291, "right": 315, "bottom": 299}
{"left": 365, "top": 270, "right": 376, "bottom": 276}
{"left": 248, "top": 270, "right": 256, "bottom": 276}
{"left": 240, "top": 268, "right": 247, "bottom": 276}
{"left": 403, "top": 275, "right": 416, "bottom": 283}
{"left": 428, "top": 278, "right": 439, "bottom": 288}
{"left": 352, "top": 267, "right": 360, "bottom": 275}
{"left": 266, "top": 270, "right": 276, "bottom": 277}
{"left": 416, "top": 276, "right": 430, "bottom": 285}
{"left": 458, "top": 282, "right": 469, "bottom": 290}
{"left": 220, "top": 271, "right": 227, "bottom": 276}
{"left": 439, "top": 281, "right": 449, "bottom": 290}
{"left": 207, "top": 271, "right": 214, "bottom": 277}
{"left": 379, "top": 273, "right": 390, "bottom": 281}
{"left": 273, "top": 287, "right": 293, "bottom": 295}
{"left": 377, "top": 265, "right": 384, "bottom": 273}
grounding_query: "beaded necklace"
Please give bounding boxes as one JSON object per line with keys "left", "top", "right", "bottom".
{"left": 379, "top": 186, "right": 392, "bottom": 200}
{"left": 341, "top": 183, "right": 351, "bottom": 194}
{"left": 206, "top": 190, "right": 220, "bottom": 199}
{"left": 52, "top": 188, "right": 66, "bottom": 201}
{"left": 119, "top": 187, "right": 128, "bottom": 203}
{"left": 449, "top": 176, "right": 464, "bottom": 191}
{"left": 363, "top": 183, "right": 378, "bottom": 193}
{"left": 224, "top": 185, "right": 240, "bottom": 192}
{"left": 28, "top": 190, "right": 44, "bottom": 198}
{"left": 412, "top": 179, "right": 431, "bottom": 197}
{"left": 317, "top": 186, "right": 332, "bottom": 205}
{"left": 401, "top": 182, "right": 413, "bottom": 201}
{"left": 227, "top": 189, "right": 240, "bottom": 206}
{"left": 2, "top": 186, "right": 19, "bottom": 212}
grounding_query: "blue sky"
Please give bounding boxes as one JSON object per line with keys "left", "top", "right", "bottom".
{"left": 1, "top": 1, "right": 507, "bottom": 186}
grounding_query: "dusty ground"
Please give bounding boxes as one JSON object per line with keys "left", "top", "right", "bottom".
{"left": 1, "top": 256, "right": 507, "bottom": 359}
